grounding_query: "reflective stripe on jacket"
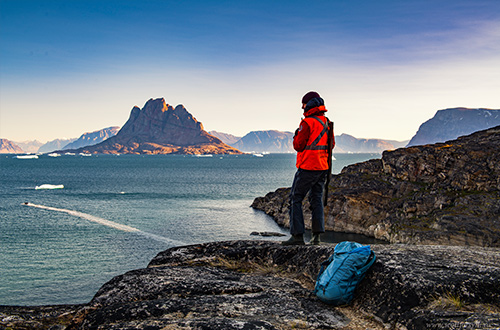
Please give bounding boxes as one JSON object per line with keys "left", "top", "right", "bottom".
{"left": 295, "top": 114, "right": 331, "bottom": 170}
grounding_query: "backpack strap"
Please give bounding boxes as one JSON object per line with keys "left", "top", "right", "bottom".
{"left": 355, "top": 251, "right": 376, "bottom": 277}
{"left": 304, "top": 116, "right": 329, "bottom": 151}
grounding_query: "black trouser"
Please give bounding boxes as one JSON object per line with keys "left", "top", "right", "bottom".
{"left": 289, "top": 168, "right": 327, "bottom": 235}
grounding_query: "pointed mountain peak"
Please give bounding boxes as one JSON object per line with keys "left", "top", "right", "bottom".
{"left": 142, "top": 98, "right": 173, "bottom": 114}
{"left": 67, "top": 98, "right": 242, "bottom": 155}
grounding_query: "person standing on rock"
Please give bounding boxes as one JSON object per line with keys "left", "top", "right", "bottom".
{"left": 282, "top": 91, "right": 335, "bottom": 246}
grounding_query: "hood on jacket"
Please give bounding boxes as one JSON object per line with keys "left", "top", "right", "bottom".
{"left": 304, "top": 97, "right": 325, "bottom": 112}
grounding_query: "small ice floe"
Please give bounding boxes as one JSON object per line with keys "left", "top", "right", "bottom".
{"left": 64, "top": 152, "right": 76, "bottom": 156}
{"left": 252, "top": 153, "right": 264, "bottom": 157}
{"left": 194, "top": 154, "right": 213, "bottom": 157}
{"left": 48, "top": 153, "right": 61, "bottom": 157}
{"left": 79, "top": 153, "right": 91, "bottom": 156}
{"left": 35, "top": 184, "right": 64, "bottom": 190}
{"left": 15, "top": 155, "right": 38, "bottom": 159}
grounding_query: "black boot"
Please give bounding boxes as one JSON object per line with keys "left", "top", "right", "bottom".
{"left": 281, "top": 234, "right": 305, "bottom": 246}
{"left": 310, "top": 233, "right": 321, "bottom": 245}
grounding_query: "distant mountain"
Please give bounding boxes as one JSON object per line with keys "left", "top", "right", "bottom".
{"left": 232, "top": 130, "right": 294, "bottom": 153}
{"left": 208, "top": 131, "right": 241, "bottom": 145}
{"left": 407, "top": 108, "right": 500, "bottom": 146}
{"left": 62, "top": 98, "right": 242, "bottom": 155}
{"left": 61, "top": 126, "right": 120, "bottom": 150}
{"left": 38, "top": 138, "right": 77, "bottom": 153}
{"left": 13, "top": 140, "right": 44, "bottom": 153}
{"left": 335, "top": 134, "right": 408, "bottom": 153}
{"left": 0, "top": 139, "right": 24, "bottom": 154}
{"left": 211, "top": 129, "right": 407, "bottom": 153}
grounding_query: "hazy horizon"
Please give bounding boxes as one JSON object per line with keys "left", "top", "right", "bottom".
{"left": 1, "top": 1, "right": 499, "bottom": 142}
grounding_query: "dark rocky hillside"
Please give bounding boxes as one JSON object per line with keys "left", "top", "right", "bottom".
{"left": 252, "top": 125, "right": 500, "bottom": 247}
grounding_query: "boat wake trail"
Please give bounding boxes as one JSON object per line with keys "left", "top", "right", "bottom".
{"left": 24, "top": 202, "right": 184, "bottom": 246}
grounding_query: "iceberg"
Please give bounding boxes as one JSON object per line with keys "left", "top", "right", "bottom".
{"left": 15, "top": 155, "right": 39, "bottom": 159}
{"left": 35, "top": 184, "right": 64, "bottom": 190}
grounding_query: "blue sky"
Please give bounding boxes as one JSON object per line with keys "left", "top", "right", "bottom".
{"left": 1, "top": 0, "right": 499, "bottom": 142}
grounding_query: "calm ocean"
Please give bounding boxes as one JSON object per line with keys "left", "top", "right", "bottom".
{"left": 0, "top": 153, "right": 380, "bottom": 306}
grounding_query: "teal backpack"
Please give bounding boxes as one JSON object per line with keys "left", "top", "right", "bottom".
{"left": 314, "top": 241, "right": 376, "bottom": 305}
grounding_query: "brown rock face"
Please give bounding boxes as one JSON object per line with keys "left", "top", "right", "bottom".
{"left": 0, "top": 139, "right": 24, "bottom": 153}
{"left": 252, "top": 126, "right": 500, "bottom": 247}
{"left": 69, "top": 98, "right": 242, "bottom": 155}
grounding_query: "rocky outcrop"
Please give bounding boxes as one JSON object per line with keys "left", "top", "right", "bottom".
{"left": 61, "top": 127, "right": 120, "bottom": 150}
{"left": 252, "top": 126, "right": 500, "bottom": 247}
{"left": 0, "top": 139, "right": 23, "bottom": 153}
{"left": 407, "top": 107, "right": 500, "bottom": 147}
{"left": 1, "top": 241, "right": 499, "bottom": 329}
{"left": 64, "top": 98, "right": 242, "bottom": 155}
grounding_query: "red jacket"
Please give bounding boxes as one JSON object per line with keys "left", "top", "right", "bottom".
{"left": 294, "top": 106, "right": 335, "bottom": 170}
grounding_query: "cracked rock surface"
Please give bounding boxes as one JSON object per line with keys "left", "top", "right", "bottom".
{"left": 1, "top": 240, "right": 499, "bottom": 329}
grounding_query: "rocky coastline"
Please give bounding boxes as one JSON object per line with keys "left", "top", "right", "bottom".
{"left": 1, "top": 240, "right": 499, "bottom": 329}
{"left": 2, "top": 127, "right": 500, "bottom": 329}
{"left": 252, "top": 126, "right": 500, "bottom": 247}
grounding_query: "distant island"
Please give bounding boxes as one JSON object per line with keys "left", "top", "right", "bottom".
{"left": 0, "top": 139, "right": 23, "bottom": 154}
{"left": 59, "top": 98, "right": 242, "bottom": 155}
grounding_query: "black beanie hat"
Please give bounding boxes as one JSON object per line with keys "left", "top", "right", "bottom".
{"left": 301, "top": 91, "right": 320, "bottom": 104}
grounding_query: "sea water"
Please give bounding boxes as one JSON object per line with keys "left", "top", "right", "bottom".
{"left": 0, "top": 153, "right": 380, "bottom": 306}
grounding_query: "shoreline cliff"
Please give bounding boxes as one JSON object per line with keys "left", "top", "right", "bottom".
{"left": 252, "top": 125, "right": 500, "bottom": 247}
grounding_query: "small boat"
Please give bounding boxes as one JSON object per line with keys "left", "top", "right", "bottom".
{"left": 15, "top": 155, "right": 38, "bottom": 159}
{"left": 35, "top": 184, "right": 64, "bottom": 190}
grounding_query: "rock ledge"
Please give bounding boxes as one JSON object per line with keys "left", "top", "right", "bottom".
{"left": 1, "top": 240, "right": 499, "bottom": 329}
